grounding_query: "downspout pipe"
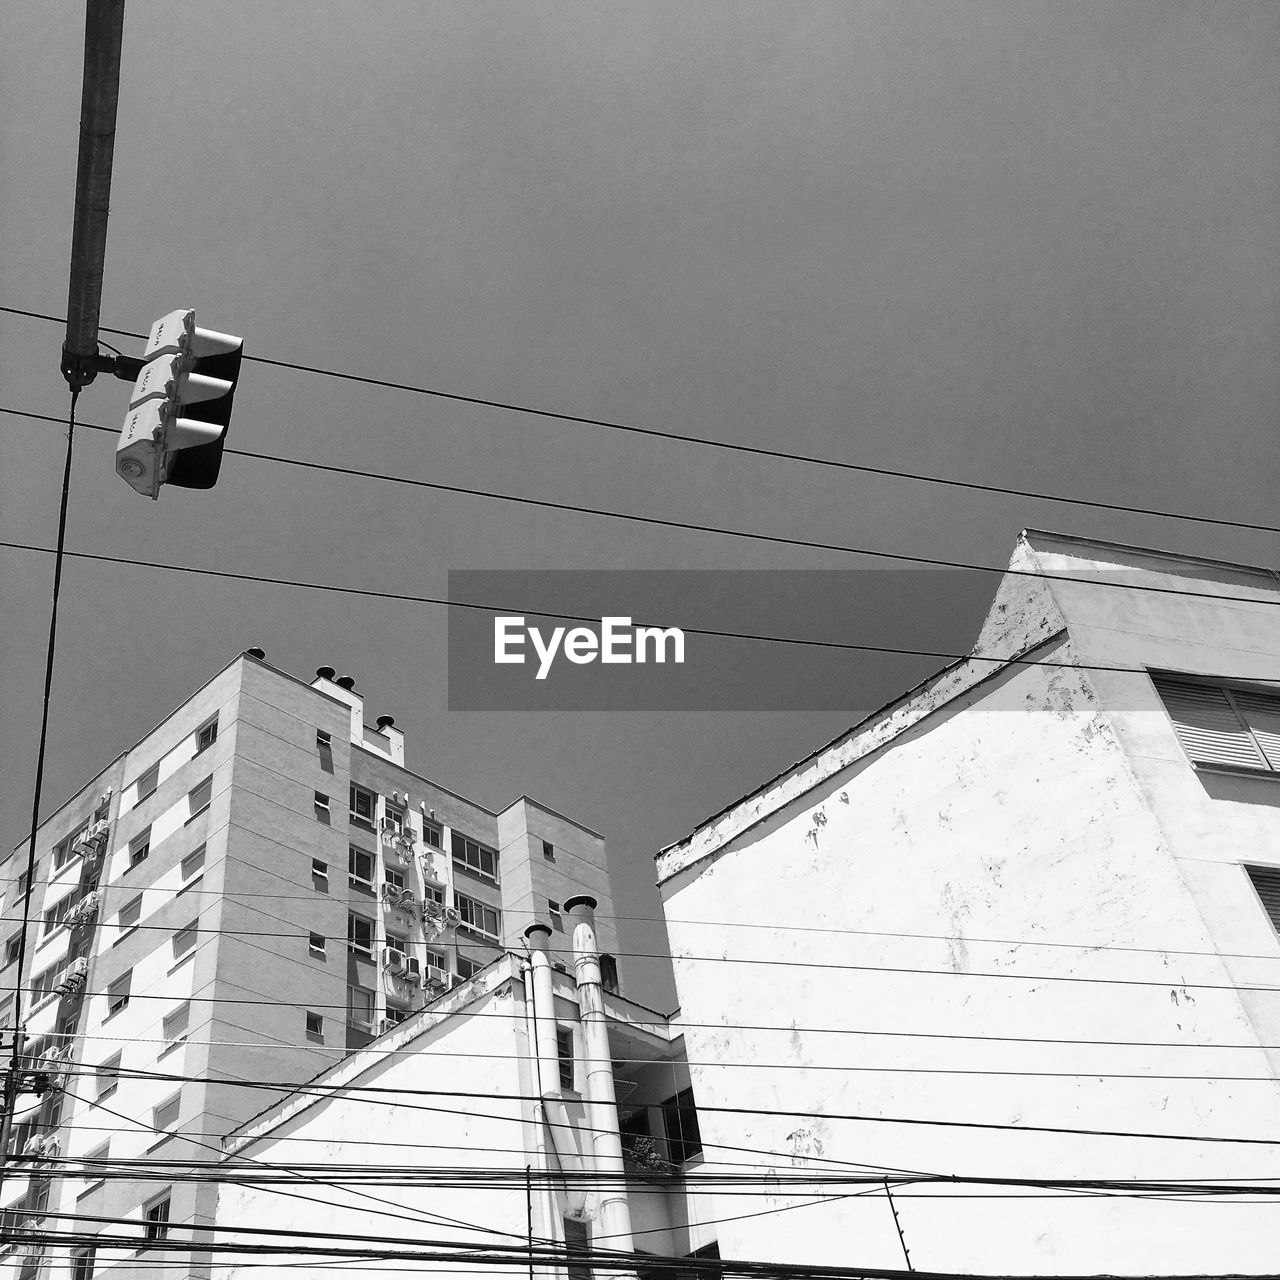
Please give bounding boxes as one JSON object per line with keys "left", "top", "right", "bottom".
{"left": 522, "top": 961, "right": 563, "bottom": 1280}
{"left": 563, "top": 895, "right": 637, "bottom": 1267}
{"left": 524, "top": 924, "right": 590, "bottom": 1220}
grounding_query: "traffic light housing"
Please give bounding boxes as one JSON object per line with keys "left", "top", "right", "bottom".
{"left": 115, "top": 309, "right": 243, "bottom": 498}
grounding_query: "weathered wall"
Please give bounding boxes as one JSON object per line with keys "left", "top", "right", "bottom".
{"left": 211, "top": 980, "right": 532, "bottom": 1280}
{"left": 659, "top": 600, "right": 1280, "bottom": 1272}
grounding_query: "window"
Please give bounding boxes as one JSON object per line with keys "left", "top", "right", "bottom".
{"left": 386, "top": 931, "right": 407, "bottom": 953}
{"left": 187, "top": 777, "right": 213, "bottom": 820}
{"left": 661, "top": 1088, "right": 703, "bottom": 1164}
{"left": 384, "top": 1006, "right": 408, "bottom": 1026}
{"left": 455, "top": 954, "right": 480, "bottom": 980}
{"left": 42, "top": 899, "right": 66, "bottom": 936}
{"left": 72, "top": 1245, "right": 96, "bottom": 1279}
{"left": 78, "top": 1143, "right": 109, "bottom": 1197}
{"left": 96, "top": 1054, "right": 121, "bottom": 1099}
{"left": 116, "top": 895, "right": 142, "bottom": 940}
{"left": 143, "top": 1190, "right": 170, "bottom": 1243}
{"left": 423, "top": 884, "right": 444, "bottom": 906}
{"left": 4, "top": 936, "right": 20, "bottom": 967}
{"left": 31, "top": 964, "right": 60, "bottom": 1007}
{"left": 455, "top": 892, "right": 501, "bottom": 942}
{"left": 556, "top": 1026, "right": 575, "bottom": 1090}
{"left": 451, "top": 831, "right": 499, "bottom": 883}
{"left": 1246, "top": 865, "right": 1280, "bottom": 935}
{"left": 563, "top": 1217, "right": 592, "bottom": 1280}
{"left": 349, "top": 783, "right": 376, "bottom": 824}
{"left": 172, "top": 923, "right": 198, "bottom": 964}
{"left": 311, "top": 858, "right": 329, "bottom": 892}
{"left": 132, "top": 763, "right": 159, "bottom": 807}
{"left": 385, "top": 805, "right": 405, "bottom": 832}
{"left": 308, "top": 932, "right": 326, "bottom": 958}
{"left": 152, "top": 1093, "right": 180, "bottom": 1134}
{"left": 543, "top": 840, "right": 556, "bottom": 862}
{"left": 128, "top": 829, "right": 151, "bottom": 869}
{"left": 195, "top": 717, "right": 218, "bottom": 754}
{"left": 347, "top": 985, "right": 374, "bottom": 1029}
{"left": 94, "top": 796, "right": 111, "bottom": 822}
{"left": 54, "top": 823, "right": 88, "bottom": 871}
{"left": 348, "top": 913, "right": 374, "bottom": 957}
{"left": 422, "top": 824, "right": 442, "bottom": 849}
{"left": 384, "top": 866, "right": 405, "bottom": 891}
{"left": 349, "top": 846, "right": 375, "bottom": 889}
{"left": 305, "top": 1011, "right": 324, "bottom": 1042}
{"left": 162, "top": 1001, "right": 189, "bottom": 1050}
{"left": 316, "top": 729, "right": 334, "bottom": 773}
{"left": 181, "top": 845, "right": 206, "bottom": 881}
{"left": 548, "top": 899, "right": 563, "bottom": 932}
{"left": 1154, "top": 675, "right": 1280, "bottom": 773}
{"left": 106, "top": 973, "right": 131, "bottom": 1017}
{"left": 314, "top": 791, "right": 331, "bottom": 824}
{"left": 600, "top": 954, "right": 619, "bottom": 995}
{"left": 424, "top": 946, "right": 447, "bottom": 969}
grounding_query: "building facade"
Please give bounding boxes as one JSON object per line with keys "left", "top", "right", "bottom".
{"left": 0, "top": 655, "right": 622, "bottom": 1279}
{"left": 656, "top": 531, "right": 1280, "bottom": 1275}
{"left": 207, "top": 903, "right": 714, "bottom": 1279}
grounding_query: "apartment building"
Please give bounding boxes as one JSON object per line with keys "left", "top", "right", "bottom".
{"left": 0, "top": 654, "right": 621, "bottom": 1279}
{"left": 656, "top": 531, "right": 1280, "bottom": 1276}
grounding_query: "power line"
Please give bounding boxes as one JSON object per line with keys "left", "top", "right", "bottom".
{"left": 3, "top": 304, "right": 1278, "bottom": 537}
{"left": 0, "top": 387, "right": 80, "bottom": 1202}
{"left": 50, "top": 1062, "right": 1280, "bottom": 1131}
{"left": 7, "top": 538, "right": 1280, "bottom": 689}
{"left": 68, "top": 1083, "right": 526, "bottom": 1245}
{"left": 11, "top": 877, "right": 1280, "bottom": 972}
{"left": 10, "top": 944, "right": 1280, "bottom": 1010}
{"left": 29, "top": 1018, "right": 1280, "bottom": 1061}
{"left": 8, "top": 406, "right": 1280, "bottom": 622}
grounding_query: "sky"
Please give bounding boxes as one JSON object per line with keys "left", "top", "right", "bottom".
{"left": 2, "top": 1, "right": 1278, "bottom": 1010}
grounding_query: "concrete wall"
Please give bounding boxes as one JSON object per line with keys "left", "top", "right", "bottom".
{"left": 657, "top": 541, "right": 1280, "bottom": 1274}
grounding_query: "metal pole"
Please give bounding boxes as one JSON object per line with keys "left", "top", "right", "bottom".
{"left": 61, "top": 0, "right": 127, "bottom": 390}
{"left": 886, "top": 1178, "right": 913, "bottom": 1271}
{"left": 526, "top": 1164, "right": 535, "bottom": 1280}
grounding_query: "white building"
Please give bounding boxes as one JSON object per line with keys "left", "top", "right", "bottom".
{"left": 656, "top": 531, "right": 1280, "bottom": 1275}
{"left": 0, "top": 655, "right": 632, "bottom": 1279}
{"left": 207, "top": 900, "right": 714, "bottom": 1279}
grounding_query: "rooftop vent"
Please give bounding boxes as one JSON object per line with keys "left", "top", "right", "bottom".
{"left": 245, "top": 647, "right": 266, "bottom": 660}
{"left": 376, "top": 715, "right": 396, "bottom": 730}
{"left": 315, "top": 666, "right": 336, "bottom": 681}
{"left": 335, "top": 675, "right": 356, "bottom": 691}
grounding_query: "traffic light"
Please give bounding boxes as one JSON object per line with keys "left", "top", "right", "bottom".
{"left": 115, "top": 309, "right": 243, "bottom": 498}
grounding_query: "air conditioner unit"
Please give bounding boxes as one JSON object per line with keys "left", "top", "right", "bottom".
{"left": 443, "top": 907, "right": 460, "bottom": 926}
{"left": 382, "top": 947, "right": 405, "bottom": 973}
{"left": 72, "top": 822, "right": 109, "bottom": 859}
{"left": 425, "top": 965, "right": 450, "bottom": 989}
{"left": 403, "top": 956, "right": 422, "bottom": 985}
{"left": 378, "top": 1017, "right": 398, "bottom": 1034}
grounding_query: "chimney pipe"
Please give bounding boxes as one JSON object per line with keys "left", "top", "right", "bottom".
{"left": 315, "top": 666, "right": 336, "bottom": 681}
{"left": 524, "top": 923, "right": 590, "bottom": 1221}
{"left": 564, "top": 896, "right": 636, "bottom": 1266}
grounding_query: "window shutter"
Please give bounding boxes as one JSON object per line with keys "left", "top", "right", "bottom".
{"left": 1152, "top": 677, "right": 1267, "bottom": 770}
{"left": 1246, "top": 866, "right": 1280, "bottom": 935}
{"left": 1232, "top": 691, "right": 1280, "bottom": 771}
